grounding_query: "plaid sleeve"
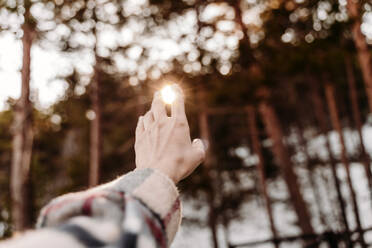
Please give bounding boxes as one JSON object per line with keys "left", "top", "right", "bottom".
{"left": 35, "top": 168, "right": 182, "bottom": 248}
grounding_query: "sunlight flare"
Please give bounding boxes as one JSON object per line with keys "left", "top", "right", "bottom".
{"left": 161, "top": 85, "right": 176, "bottom": 104}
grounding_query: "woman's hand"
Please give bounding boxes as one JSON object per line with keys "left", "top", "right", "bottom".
{"left": 134, "top": 85, "right": 205, "bottom": 184}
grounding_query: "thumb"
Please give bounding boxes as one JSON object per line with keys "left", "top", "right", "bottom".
{"left": 191, "top": 138, "right": 206, "bottom": 165}
{"left": 181, "top": 139, "right": 206, "bottom": 181}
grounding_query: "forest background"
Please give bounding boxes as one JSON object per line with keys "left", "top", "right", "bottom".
{"left": 0, "top": 0, "right": 372, "bottom": 247}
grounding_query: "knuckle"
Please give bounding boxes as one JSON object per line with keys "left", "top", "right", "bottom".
{"left": 157, "top": 119, "right": 166, "bottom": 128}
{"left": 176, "top": 155, "right": 185, "bottom": 165}
{"left": 176, "top": 120, "right": 187, "bottom": 128}
{"left": 135, "top": 133, "right": 145, "bottom": 143}
{"left": 144, "top": 111, "right": 154, "bottom": 120}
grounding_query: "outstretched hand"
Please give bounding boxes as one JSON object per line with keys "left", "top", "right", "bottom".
{"left": 134, "top": 85, "right": 205, "bottom": 184}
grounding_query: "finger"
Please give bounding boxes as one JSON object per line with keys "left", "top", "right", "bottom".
{"left": 151, "top": 91, "right": 167, "bottom": 121}
{"left": 192, "top": 138, "right": 206, "bottom": 153}
{"left": 143, "top": 111, "right": 154, "bottom": 130}
{"left": 182, "top": 139, "right": 206, "bottom": 181}
{"left": 190, "top": 138, "right": 206, "bottom": 165}
{"left": 135, "top": 116, "right": 144, "bottom": 137}
{"left": 171, "top": 84, "right": 186, "bottom": 119}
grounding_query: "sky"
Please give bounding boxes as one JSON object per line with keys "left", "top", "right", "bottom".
{"left": 0, "top": 32, "right": 74, "bottom": 111}
{"left": 0, "top": 0, "right": 253, "bottom": 112}
{"left": 1, "top": 0, "right": 372, "bottom": 112}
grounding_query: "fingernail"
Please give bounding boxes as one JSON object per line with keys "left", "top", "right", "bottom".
{"left": 201, "top": 139, "right": 209, "bottom": 151}
{"left": 193, "top": 139, "right": 208, "bottom": 151}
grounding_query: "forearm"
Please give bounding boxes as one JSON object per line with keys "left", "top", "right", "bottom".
{"left": 1, "top": 168, "right": 182, "bottom": 248}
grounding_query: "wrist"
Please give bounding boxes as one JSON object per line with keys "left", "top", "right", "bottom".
{"left": 156, "top": 168, "right": 179, "bottom": 184}
{"left": 149, "top": 159, "right": 182, "bottom": 184}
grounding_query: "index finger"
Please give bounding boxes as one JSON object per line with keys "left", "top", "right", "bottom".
{"left": 136, "top": 116, "right": 144, "bottom": 137}
{"left": 171, "top": 84, "right": 186, "bottom": 119}
{"left": 151, "top": 91, "right": 167, "bottom": 121}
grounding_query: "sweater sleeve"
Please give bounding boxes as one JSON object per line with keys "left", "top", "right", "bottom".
{"left": 1, "top": 168, "right": 182, "bottom": 248}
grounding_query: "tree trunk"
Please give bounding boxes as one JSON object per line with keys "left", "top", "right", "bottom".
{"left": 198, "top": 85, "right": 221, "bottom": 248}
{"left": 294, "top": 126, "right": 330, "bottom": 231}
{"left": 287, "top": 82, "right": 330, "bottom": 231}
{"left": 345, "top": 56, "right": 372, "bottom": 206}
{"left": 11, "top": 23, "right": 34, "bottom": 231}
{"left": 197, "top": 86, "right": 219, "bottom": 248}
{"left": 347, "top": 0, "right": 372, "bottom": 113}
{"left": 208, "top": 200, "right": 219, "bottom": 248}
{"left": 198, "top": 87, "right": 213, "bottom": 168}
{"left": 310, "top": 84, "right": 350, "bottom": 237}
{"left": 246, "top": 105, "right": 279, "bottom": 248}
{"left": 258, "top": 102, "right": 314, "bottom": 236}
{"left": 89, "top": 56, "right": 102, "bottom": 187}
{"left": 324, "top": 83, "right": 366, "bottom": 247}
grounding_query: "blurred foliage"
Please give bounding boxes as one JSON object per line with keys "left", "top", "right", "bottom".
{"left": 0, "top": 0, "right": 372, "bottom": 246}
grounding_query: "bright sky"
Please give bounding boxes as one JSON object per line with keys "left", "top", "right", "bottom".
{"left": 0, "top": 32, "right": 73, "bottom": 110}
{"left": 1, "top": 1, "right": 370, "bottom": 112}
{"left": 0, "top": 2, "right": 238, "bottom": 111}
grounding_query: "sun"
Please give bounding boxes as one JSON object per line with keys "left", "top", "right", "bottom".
{"left": 161, "top": 85, "right": 176, "bottom": 104}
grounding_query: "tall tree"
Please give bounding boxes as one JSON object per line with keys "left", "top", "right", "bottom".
{"left": 310, "top": 83, "right": 351, "bottom": 242}
{"left": 89, "top": 53, "right": 102, "bottom": 187}
{"left": 324, "top": 83, "right": 365, "bottom": 247}
{"left": 258, "top": 94, "right": 314, "bottom": 236}
{"left": 88, "top": 19, "right": 102, "bottom": 187}
{"left": 295, "top": 126, "right": 330, "bottom": 230}
{"left": 345, "top": 56, "right": 372, "bottom": 205}
{"left": 51, "top": 0, "right": 127, "bottom": 186}
{"left": 10, "top": 3, "right": 34, "bottom": 231}
{"left": 246, "top": 105, "right": 278, "bottom": 248}
{"left": 197, "top": 85, "right": 219, "bottom": 248}
{"left": 287, "top": 81, "right": 331, "bottom": 231}
{"left": 347, "top": 0, "right": 372, "bottom": 114}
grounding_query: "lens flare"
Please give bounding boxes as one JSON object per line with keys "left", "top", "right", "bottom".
{"left": 161, "top": 85, "right": 176, "bottom": 104}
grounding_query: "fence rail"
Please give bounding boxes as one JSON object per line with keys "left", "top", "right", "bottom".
{"left": 229, "top": 226, "right": 372, "bottom": 248}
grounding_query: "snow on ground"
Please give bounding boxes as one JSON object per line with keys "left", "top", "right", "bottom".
{"left": 172, "top": 128, "right": 372, "bottom": 248}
